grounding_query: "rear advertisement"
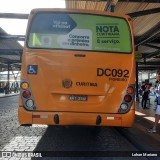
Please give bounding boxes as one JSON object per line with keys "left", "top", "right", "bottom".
{"left": 28, "top": 12, "right": 132, "bottom": 53}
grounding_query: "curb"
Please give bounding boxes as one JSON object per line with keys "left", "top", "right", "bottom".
{"left": 0, "top": 93, "right": 19, "bottom": 98}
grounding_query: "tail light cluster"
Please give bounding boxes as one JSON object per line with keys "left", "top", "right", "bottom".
{"left": 20, "top": 80, "right": 36, "bottom": 110}
{"left": 118, "top": 84, "right": 135, "bottom": 113}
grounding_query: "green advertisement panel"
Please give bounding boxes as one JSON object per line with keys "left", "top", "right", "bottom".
{"left": 28, "top": 12, "right": 132, "bottom": 53}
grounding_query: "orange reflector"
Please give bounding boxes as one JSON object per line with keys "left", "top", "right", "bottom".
{"left": 21, "top": 82, "right": 29, "bottom": 90}
{"left": 32, "top": 115, "right": 40, "bottom": 118}
{"left": 115, "top": 117, "right": 122, "bottom": 120}
{"left": 127, "top": 87, "right": 134, "bottom": 94}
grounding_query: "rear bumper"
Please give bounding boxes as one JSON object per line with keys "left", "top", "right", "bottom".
{"left": 18, "top": 107, "right": 135, "bottom": 127}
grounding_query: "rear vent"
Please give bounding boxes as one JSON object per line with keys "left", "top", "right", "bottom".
{"left": 74, "top": 54, "right": 86, "bottom": 57}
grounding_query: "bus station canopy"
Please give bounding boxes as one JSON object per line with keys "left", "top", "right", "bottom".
{"left": 0, "top": 0, "right": 160, "bottom": 71}
{"left": 0, "top": 28, "right": 22, "bottom": 72}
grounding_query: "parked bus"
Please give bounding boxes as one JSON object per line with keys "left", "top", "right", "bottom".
{"left": 18, "top": 9, "right": 135, "bottom": 127}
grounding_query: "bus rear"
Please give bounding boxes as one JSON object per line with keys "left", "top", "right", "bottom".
{"left": 18, "top": 9, "right": 135, "bottom": 127}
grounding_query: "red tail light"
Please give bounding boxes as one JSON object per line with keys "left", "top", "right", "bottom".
{"left": 22, "top": 90, "right": 31, "bottom": 99}
{"left": 124, "top": 95, "right": 132, "bottom": 102}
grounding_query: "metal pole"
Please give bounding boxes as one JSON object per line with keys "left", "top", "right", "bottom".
{"left": 6, "top": 63, "right": 10, "bottom": 94}
{"left": 135, "top": 46, "right": 139, "bottom": 101}
{"left": 136, "top": 62, "right": 139, "bottom": 101}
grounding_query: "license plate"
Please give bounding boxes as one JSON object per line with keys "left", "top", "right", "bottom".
{"left": 68, "top": 95, "right": 88, "bottom": 101}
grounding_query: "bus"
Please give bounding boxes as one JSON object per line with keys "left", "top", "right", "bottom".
{"left": 18, "top": 9, "right": 135, "bottom": 127}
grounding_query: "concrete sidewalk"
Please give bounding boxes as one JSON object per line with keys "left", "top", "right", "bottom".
{"left": 126, "top": 95, "right": 160, "bottom": 151}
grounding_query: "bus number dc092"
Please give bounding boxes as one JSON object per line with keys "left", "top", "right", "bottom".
{"left": 97, "top": 68, "right": 129, "bottom": 78}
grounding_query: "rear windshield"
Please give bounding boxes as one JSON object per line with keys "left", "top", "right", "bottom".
{"left": 27, "top": 12, "right": 132, "bottom": 53}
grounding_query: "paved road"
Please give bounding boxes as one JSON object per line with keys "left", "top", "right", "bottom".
{"left": 0, "top": 96, "right": 150, "bottom": 160}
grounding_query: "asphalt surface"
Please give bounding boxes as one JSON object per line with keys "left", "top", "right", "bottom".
{"left": 0, "top": 95, "right": 160, "bottom": 160}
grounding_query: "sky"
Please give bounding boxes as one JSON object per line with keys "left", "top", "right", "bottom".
{"left": 0, "top": 0, "right": 65, "bottom": 45}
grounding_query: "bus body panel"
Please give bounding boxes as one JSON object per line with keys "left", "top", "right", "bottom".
{"left": 20, "top": 50, "right": 134, "bottom": 113}
{"left": 18, "top": 107, "right": 32, "bottom": 124}
{"left": 18, "top": 9, "right": 135, "bottom": 127}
